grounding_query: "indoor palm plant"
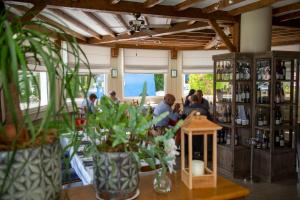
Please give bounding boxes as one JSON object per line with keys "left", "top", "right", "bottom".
{"left": 0, "top": 7, "right": 90, "bottom": 200}
{"left": 80, "top": 84, "right": 182, "bottom": 200}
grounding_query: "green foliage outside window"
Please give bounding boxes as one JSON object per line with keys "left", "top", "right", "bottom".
{"left": 19, "top": 72, "right": 40, "bottom": 103}
{"left": 154, "top": 74, "right": 164, "bottom": 92}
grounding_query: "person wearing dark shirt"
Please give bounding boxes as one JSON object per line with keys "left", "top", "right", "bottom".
{"left": 183, "top": 94, "right": 211, "bottom": 120}
{"left": 195, "top": 90, "right": 210, "bottom": 111}
{"left": 183, "top": 89, "right": 195, "bottom": 107}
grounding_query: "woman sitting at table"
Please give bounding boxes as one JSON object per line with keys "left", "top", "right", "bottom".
{"left": 183, "top": 89, "right": 195, "bottom": 107}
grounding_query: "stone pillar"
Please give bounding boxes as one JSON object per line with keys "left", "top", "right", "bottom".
{"left": 107, "top": 48, "right": 124, "bottom": 101}
{"left": 240, "top": 6, "right": 272, "bottom": 53}
{"left": 166, "top": 50, "right": 183, "bottom": 103}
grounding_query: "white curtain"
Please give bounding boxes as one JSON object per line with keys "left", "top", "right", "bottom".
{"left": 124, "top": 49, "right": 169, "bottom": 73}
{"left": 67, "top": 44, "right": 111, "bottom": 73}
{"left": 182, "top": 50, "right": 229, "bottom": 74}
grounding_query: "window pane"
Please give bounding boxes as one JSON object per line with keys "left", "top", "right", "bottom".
{"left": 19, "top": 72, "right": 48, "bottom": 110}
{"left": 124, "top": 73, "right": 165, "bottom": 97}
{"left": 183, "top": 73, "right": 213, "bottom": 102}
{"left": 66, "top": 74, "right": 106, "bottom": 101}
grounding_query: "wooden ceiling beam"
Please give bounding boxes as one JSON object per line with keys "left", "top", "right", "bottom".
{"left": 272, "top": 39, "right": 300, "bottom": 46}
{"left": 19, "top": 3, "right": 46, "bottom": 23}
{"left": 208, "top": 19, "right": 236, "bottom": 52}
{"left": 11, "top": 4, "right": 87, "bottom": 42}
{"left": 6, "top": 0, "right": 237, "bottom": 22}
{"left": 48, "top": 8, "right": 102, "bottom": 40}
{"left": 203, "top": 0, "right": 245, "bottom": 14}
{"left": 84, "top": 12, "right": 116, "bottom": 37}
{"left": 88, "top": 21, "right": 210, "bottom": 44}
{"left": 273, "top": 18, "right": 300, "bottom": 28}
{"left": 229, "top": 0, "right": 281, "bottom": 16}
{"left": 275, "top": 11, "right": 300, "bottom": 22}
{"left": 175, "top": 0, "right": 204, "bottom": 11}
{"left": 144, "top": 0, "right": 164, "bottom": 8}
{"left": 273, "top": 2, "right": 300, "bottom": 15}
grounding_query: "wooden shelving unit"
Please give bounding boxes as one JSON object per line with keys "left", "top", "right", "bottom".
{"left": 252, "top": 51, "right": 299, "bottom": 182}
{"left": 213, "top": 51, "right": 299, "bottom": 182}
{"left": 213, "top": 53, "right": 253, "bottom": 179}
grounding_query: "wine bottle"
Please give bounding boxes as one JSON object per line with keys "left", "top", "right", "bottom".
{"left": 257, "top": 62, "right": 262, "bottom": 80}
{"left": 275, "top": 107, "right": 282, "bottom": 125}
{"left": 261, "top": 132, "right": 266, "bottom": 149}
{"left": 235, "top": 112, "right": 241, "bottom": 125}
{"left": 245, "top": 85, "right": 250, "bottom": 103}
{"left": 245, "top": 63, "right": 251, "bottom": 80}
{"left": 280, "top": 84, "right": 285, "bottom": 103}
{"left": 257, "top": 108, "right": 264, "bottom": 126}
{"left": 240, "top": 63, "right": 244, "bottom": 80}
{"left": 275, "top": 83, "right": 281, "bottom": 104}
{"left": 234, "top": 134, "right": 238, "bottom": 146}
{"left": 275, "top": 131, "right": 280, "bottom": 147}
{"left": 276, "top": 60, "right": 282, "bottom": 80}
{"left": 241, "top": 85, "right": 245, "bottom": 103}
{"left": 236, "top": 85, "right": 240, "bottom": 103}
{"left": 282, "top": 61, "right": 286, "bottom": 80}
{"left": 257, "top": 87, "right": 261, "bottom": 104}
{"left": 236, "top": 63, "right": 240, "bottom": 80}
{"left": 279, "top": 130, "right": 285, "bottom": 147}
{"left": 263, "top": 113, "right": 268, "bottom": 126}
{"left": 256, "top": 130, "right": 261, "bottom": 149}
{"left": 226, "top": 131, "right": 231, "bottom": 145}
{"left": 244, "top": 110, "right": 250, "bottom": 126}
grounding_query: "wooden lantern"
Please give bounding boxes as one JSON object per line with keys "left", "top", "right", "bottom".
{"left": 181, "top": 112, "right": 222, "bottom": 189}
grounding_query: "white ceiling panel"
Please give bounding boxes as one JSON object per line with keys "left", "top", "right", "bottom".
{"left": 42, "top": 9, "right": 92, "bottom": 37}
{"left": 192, "top": 0, "right": 219, "bottom": 8}
{"left": 272, "top": 0, "right": 300, "bottom": 8}
{"left": 223, "top": 0, "right": 259, "bottom": 11}
{"left": 160, "top": 0, "right": 183, "bottom": 6}
{"left": 94, "top": 12, "right": 126, "bottom": 33}
{"left": 61, "top": 8, "right": 108, "bottom": 35}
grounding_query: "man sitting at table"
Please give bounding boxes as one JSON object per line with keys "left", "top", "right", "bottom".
{"left": 81, "top": 93, "right": 97, "bottom": 114}
{"left": 153, "top": 94, "right": 180, "bottom": 127}
{"left": 195, "top": 90, "right": 210, "bottom": 111}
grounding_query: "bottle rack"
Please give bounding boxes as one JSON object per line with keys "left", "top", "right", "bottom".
{"left": 213, "top": 51, "right": 299, "bottom": 181}
{"left": 252, "top": 51, "right": 299, "bottom": 182}
{"left": 213, "top": 53, "right": 253, "bottom": 178}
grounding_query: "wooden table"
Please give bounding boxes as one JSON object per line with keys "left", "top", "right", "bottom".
{"left": 60, "top": 172, "right": 250, "bottom": 200}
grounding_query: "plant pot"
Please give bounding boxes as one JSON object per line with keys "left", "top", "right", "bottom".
{"left": 93, "top": 152, "right": 140, "bottom": 200}
{"left": 0, "top": 141, "right": 61, "bottom": 200}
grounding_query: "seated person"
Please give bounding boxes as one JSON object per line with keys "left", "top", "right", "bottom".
{"left": 81, "top": 93, "right": 97, "bottom": 114}
{"left": 195, "top": 90, "right": 210, "bottom": 111}
{"left": 183, "top": 89, "right": 195, "bottom": 107}
{"left": 110, "top": 91, "right": 120, "bottom": 103}
{"left": 183, "top": 94, "right": 211, "bottom": 120}
{"left": 183, "top": 94, "right": 211, "bottom": 159}
{"left": 153, "top": 94, "right": 180, "bottom": 127}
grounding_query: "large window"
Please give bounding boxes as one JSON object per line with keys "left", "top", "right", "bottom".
{"left": 183, "top": 73, "right": 213, "bottom": 102}
{"left": 124, "top": 73, "right": 165, "bottom": 97}
{"left": 19, "top": 72, "right": 48, "bottom": 110}
{"left": 67, "top": 74, "right": 106, "bottom": 101}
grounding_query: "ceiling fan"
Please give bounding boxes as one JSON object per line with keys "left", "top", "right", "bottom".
{"left": 125, "top": 13, "right": 171, "bottom": 35}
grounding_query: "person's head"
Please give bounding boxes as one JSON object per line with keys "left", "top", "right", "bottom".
{"left": 110, "top": 91, "right": 116, "bottom": 98}
{"left": 89, "top": 93, "right": 97, "bottom": 103}
{"left": 190, "top": 95, "right": 199, "bottom": 104}
{"left": 196, "top": 90, "right": 203, "bottom": 101}
{"left": 164, "top": 94, "right": 176, "bottom": 106}
{"left": 188, "top": 89, "right": 196, "bottom": 97}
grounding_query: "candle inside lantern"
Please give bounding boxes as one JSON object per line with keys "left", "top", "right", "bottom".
{"left": 192, "top": 160, "right": 204, "bottom": 176}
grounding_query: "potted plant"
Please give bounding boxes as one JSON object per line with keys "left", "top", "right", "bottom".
{"left": 80, "top": 84, "right": 182, "bottom": 200}
{"left": 0, "top": 8, "right": 90, "bottom": 199}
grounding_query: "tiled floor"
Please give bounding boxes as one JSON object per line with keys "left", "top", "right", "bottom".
{"left": 233, "top": 178, "right": 300, "bottom": 200}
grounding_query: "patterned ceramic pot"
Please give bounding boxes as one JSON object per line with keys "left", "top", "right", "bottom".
{"left": 0, "top": 141, "right": 61, "bottom": 200}
{"left": 94, "top": 152, "right": 139, "bottom": 200}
